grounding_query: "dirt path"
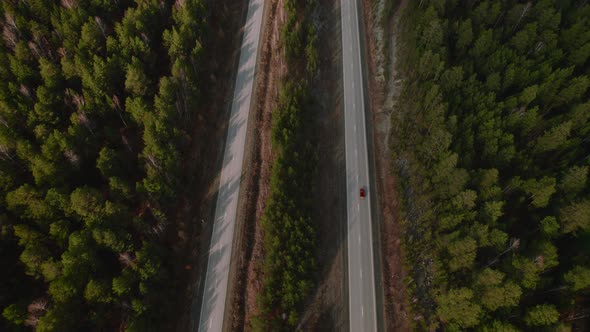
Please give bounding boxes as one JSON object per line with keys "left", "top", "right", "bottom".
{"left": 226, "top": 0, "right": 286, "bottom": 329}
{"left": 360, "top": 0, "right": 411, "bottom": 330}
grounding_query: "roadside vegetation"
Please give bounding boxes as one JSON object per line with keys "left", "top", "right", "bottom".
{"left": 0, "top": 0, "right": 205, "bottom": 330}
{"left": 251, "top": 0, "right": 319, "bottom": 330}
{"left": 391, "top": 0, "right": 590, "bottom": 330}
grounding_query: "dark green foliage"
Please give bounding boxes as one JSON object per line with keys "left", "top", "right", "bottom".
{"left": 392, "top": 0, "right": 590, "bottom": 330}
{"left": 564, "top": 266, "right": 590, "bottom": 292}
{"left": 436, "top": 288, "right": 482, "bottom": 328}
{"left": 2, "top": 303, "right": 27, "bottom": 327}
{"left": 524, "top": 304, "right": 560, "bottom": 327}
{"left": 252, "top": 0, "right": 318, "bottom": 330}
{"left": 0, "top": 0, "right": 206, "bottom": 330}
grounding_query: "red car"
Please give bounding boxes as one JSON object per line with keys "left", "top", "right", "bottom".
{"left": 360, "top": 187, "right": 366, "bottom": 199}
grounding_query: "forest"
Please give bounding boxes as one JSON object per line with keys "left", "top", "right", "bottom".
{"left": 251, "top": 0, "right": 319, "bottom": 330}
{"left": 391, "top": 0, "right": 590, "bottom": 330}
{"left": 0, "top": 0, "right": 205, "bottom": 330}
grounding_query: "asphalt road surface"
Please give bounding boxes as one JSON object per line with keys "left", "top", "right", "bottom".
{"left": 341, "top": 0, "right": 378, "bottom": 331}
{"left": 197, "top": 0, "right": 264, "bottom": 331}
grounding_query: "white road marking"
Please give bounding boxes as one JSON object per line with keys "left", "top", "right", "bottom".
{"left": 343, "top": 0, "right": 377, "bottom": 330}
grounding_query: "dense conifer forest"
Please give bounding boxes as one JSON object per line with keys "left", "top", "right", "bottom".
{"left": 392, "top": 0, "right": 590, "bottom": 330}
{"left": 0, "top": 0, "right": 205, "bottom": 330}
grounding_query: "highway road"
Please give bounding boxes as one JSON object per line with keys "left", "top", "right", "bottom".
{"left": 196, "top": 0, "right": 264, "bottom": 331}
{"left": 341, "top": 0, "right": 378, "bottom": 331}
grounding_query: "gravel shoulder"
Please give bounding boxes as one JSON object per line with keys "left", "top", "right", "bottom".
{"left": 359, "top": 0, "right": 412, "bottom": 330}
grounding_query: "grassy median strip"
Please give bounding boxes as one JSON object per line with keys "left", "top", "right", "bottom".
{"left": 252, "top": 0, "right": 319, "bottom": 330}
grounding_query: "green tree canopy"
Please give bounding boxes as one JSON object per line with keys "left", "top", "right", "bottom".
{"left": 436, "top": 288, "right": 482, "bottom": 328}
{"left": 524, "top": 304, "right": 560, "bottom": 327}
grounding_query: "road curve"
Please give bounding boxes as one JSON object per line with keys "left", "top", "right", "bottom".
{"left": 196, "top": 0, "right": 264, "bottom": 331}
{"left": 341, "top": 0, "right": 378, "bottom": 331}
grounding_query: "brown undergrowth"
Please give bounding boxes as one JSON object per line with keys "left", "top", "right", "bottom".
{"left": 229, "top": 0, "right": 350, "bottom": 330}
{"left": 360, "top": 0, "right": 411, "bottom": 330}
{"left": 226, "top": 0, "right": 286, "bottom": 330}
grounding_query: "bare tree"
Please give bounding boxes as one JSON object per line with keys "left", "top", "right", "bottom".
{"left": 174, "top": 74, "right": 190, "bottom": 121}
{"left": 60, "top": 0, "right": 76, "bottom": 9}
{"left": 77, "top": 112, "right": 95, "bottom": 135}
{"left": 534, "top": 255, "right": 545, "bottom": 269}
{"left": 64, "top": 149, "right": 80, "bottom": 167}
{"left": 2, "top": 26, "right": 18, "bottom": 50}
{"left": 19, "top": 84, "right": 32, "bottom": 99}
{"left": 118, "top": 252, "right": 136, "bottom": 268}
{"left": 2, "top": 13, "right": 19, "bottom": 50}
{"left": 112, "top": 94, "right": 128, "bottom": 127}
{"left": 146, "top": 154, "right": 160, "bottom": 170}
{"left": 57, "top": 47, "right": 67, "bottom": 59}
{"left": 25, "top": 298, "right": 48, "bottom": 328}
{"left": 67, "top": 89, "right": 94, "bottom": 135}
{"left": 0, "top": 145, "right": 15, "bottom": 161}
{"left": 140, "top": 32, "right": 150, "bottom": 45}
{"left": 4, "top": 12, "right": 18, "bottom": 31}
{"left": 513, "top": 1, "right": 532, "bottom": 33}
{"left": 120, "top": 128, "right": 133, "bottom": 152}
{"left": 487, "top": 238, "right": 521, "bottom": 267}
{"left": 150, "top": 221, "right": 166, "bottom": 239}
{"left": 175, "top": 0, "right": 186, "bottom": 9}
{"left": 28, "top": 41, "right": 42, "bottom": 59}
{"left": 32, "top": 32, "right": 53, "bottom": 59}
{"left": 94, "top": 16, "right": 107, "bottom": 39}
{"left": 70, "top": 90, "right": 85, "bottom": 109}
